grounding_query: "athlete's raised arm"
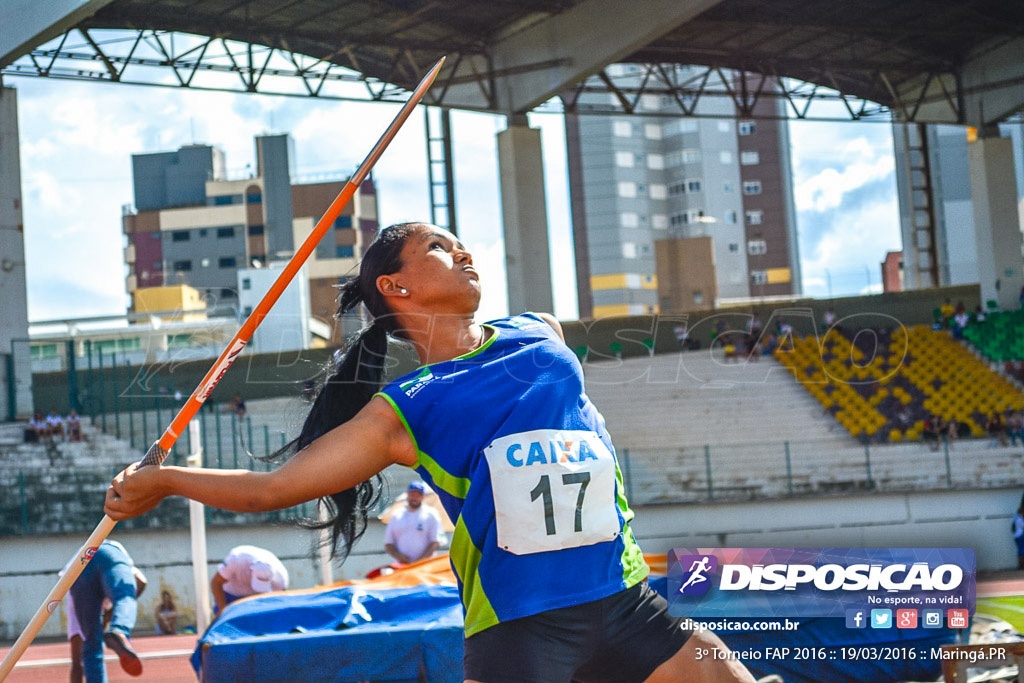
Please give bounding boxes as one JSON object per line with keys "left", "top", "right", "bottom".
{"left": 104, "top": 395, "right": 415, "bottom": 520}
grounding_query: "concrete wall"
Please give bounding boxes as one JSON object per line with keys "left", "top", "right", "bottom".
{"left": 562, "top": 283, "right": 981, "bottom": 359}
{"left": 0, "top": 486, "right": 1018, "bottom": 640}
{"left": 30, "top": 283, "right": 979, "bottom": 412}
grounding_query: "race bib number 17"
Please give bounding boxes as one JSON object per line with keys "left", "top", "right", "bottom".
{"left": 484, "top": 429, "right": 620, "bottom": 555}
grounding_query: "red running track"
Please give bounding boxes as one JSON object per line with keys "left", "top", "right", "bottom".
{"left": 0, "top": 634, "right": 198, "bottom": 682}
{"left": 2, "top": 577, "right": 1022, "bottom": 681}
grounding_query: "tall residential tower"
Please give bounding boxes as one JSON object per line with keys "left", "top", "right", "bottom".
{"left": 566, "top": 66, "right": 800, "bottom": 318}
{"left": 123, "top": 134, "right": 378, "bottom": 344}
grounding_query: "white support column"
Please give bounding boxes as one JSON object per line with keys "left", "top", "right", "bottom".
{"left": 0, "top": 87, "right": 33, "bottom": 419}
{"left": 187, "top": 420, "right": 211, "bottom": 635}
{"left": 318, "top": 506, "right": 333, "bottom": 586}
{"left": 969, "top": 135, "right": 1024, "bottom": 310}
{"left": 497, "top": 119, "right": 554, "bottom": 315}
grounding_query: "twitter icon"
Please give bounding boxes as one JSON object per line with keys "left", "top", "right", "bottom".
{"left": 870, "top": 609, "right": 892, "bottom": 629}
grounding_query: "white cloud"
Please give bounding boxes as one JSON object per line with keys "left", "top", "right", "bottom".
{"left": 795, "top": 155, "right": 894, "bottom": 213}
{"left": 799, "top": 194, "right": 901, "bottom": 297}
{"left": 793, "top": 131, "right": 895, "bottom": 213}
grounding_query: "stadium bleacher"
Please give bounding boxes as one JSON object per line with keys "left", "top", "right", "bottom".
{"left": 962, "top": 309, "right": 1024, "bottom": 362}
{"left": 774, "top": 324, "right": 1024, "bottom": 443}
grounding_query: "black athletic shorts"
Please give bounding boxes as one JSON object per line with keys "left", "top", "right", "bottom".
{"left": 463, "top": 580, "right": 693, "bottom": 683}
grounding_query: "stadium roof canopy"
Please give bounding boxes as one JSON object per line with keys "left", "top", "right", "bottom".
{"left": 2, "top": 0, "right": 1024, "bottom": 125}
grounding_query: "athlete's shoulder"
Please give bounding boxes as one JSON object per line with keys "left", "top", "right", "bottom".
{"left": 489, "top": 312, "right": 563, "bottom": 338}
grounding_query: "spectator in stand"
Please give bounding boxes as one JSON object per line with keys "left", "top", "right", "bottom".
{"left": 973, "top": 305, "right": 987, "bottom": 324}
{"left": 1013, "top": 500, "right": 1024, "bottom": 570}
{"left": 1009, "top": 411, "right": 1024, "bottom": 446}
{"left": 940, "top": 298, "right": 955, "bottom": 324}
{"left": 777, "top": 319, "right": 794, "bottom": 351}
{"left": 24, "top": 411, "right": 41, "bottom": 443}
{"left": 673, "top": 322, "right": 689, "bottom": 351}
{"left": 923, "top": 415, "right": 941, "bottom": 452}
{"left": 225, "top": 393, "right": 247, "bottom": 420}
{"left": 46, "top": 410, "right": 65, "bottom": 441}
{"left": 822, "top": 307, "right": 837, "bottom": 332}
{"left": 710, "top": 319, "right": 725, "bottom": 345}
{"left": 986, "top": 413, "right": 1009, "bottom": 447}
{"left": 67, "top": 409, "right": 83, "bottom": 442}
{"left": 723, "top": 337, "right": 738, "bottom": 363}
{"left": 745, "top": 334, "right": 761, "bottom": 362}
{"left": 385, "top": 481, "right": 444, "bottom": 565}
{"left": 211, "top": 545, "right": 289, "bottom": 616}
{"left": 762, "top": 332, "right": 779, "bottom": 355}
{"left": 952, "top": 308, "right": 969, "bottom": 340}
{"left": 748, "top": 314, "right": 763, "bottom": 340}
{"left": 28, "top": 411, "right": 49, "bottom": 443}
{"left": 944, "top": 417, "right": 958, "bottom": 450}
{"left": 154, "top": 591, "right": 178, "bottom": 636}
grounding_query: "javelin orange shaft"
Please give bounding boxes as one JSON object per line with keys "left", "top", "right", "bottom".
{"left": 0, "top": 56, "right": 445, "bottom": 682}
{"left": 141, "top": 55, "right": 444, "bottom": 466}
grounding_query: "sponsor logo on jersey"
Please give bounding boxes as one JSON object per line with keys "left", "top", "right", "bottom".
{"left": 400, "top": 367, "right": 436, "bottom": 398}
{"left": 504, "top": 437, "right": 601, "bottom": 467}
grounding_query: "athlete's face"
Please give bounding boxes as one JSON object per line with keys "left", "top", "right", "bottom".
{"left": 407, "top": 490, "right": 423, "bottom": 509}
{"left": 383, "top": 224, "right": 480, "bottom": 314}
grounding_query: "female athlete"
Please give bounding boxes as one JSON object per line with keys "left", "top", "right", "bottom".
{"left": 105, "top": 222, "right": 754, "bottom": 683}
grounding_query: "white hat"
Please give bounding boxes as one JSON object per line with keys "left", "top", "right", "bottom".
{"left": 250, "top": 561, "right": 274, "bottom": 594}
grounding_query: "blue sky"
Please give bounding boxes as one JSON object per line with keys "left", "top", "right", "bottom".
{"left": 11, "top": 76, "right": 902, "bottom": 324}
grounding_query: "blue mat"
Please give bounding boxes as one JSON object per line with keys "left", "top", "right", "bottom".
{"left": 193, "top": 584, "right": 464, "bottom": 682}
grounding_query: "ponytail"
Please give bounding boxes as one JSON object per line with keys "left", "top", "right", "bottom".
{"left": 265, "top": 222, "right": 419, "bottom": 560}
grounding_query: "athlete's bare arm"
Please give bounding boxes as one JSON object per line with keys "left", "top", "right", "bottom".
{"left": 105, "top": 396, "right": 416, "bottom": 519}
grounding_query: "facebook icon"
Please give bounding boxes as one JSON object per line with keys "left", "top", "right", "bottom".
{"left": 845, "top": 609, "right": 867, "bottom": 629}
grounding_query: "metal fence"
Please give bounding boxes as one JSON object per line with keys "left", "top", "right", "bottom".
{"left": 4, "top": 419, "right": 1020, "bottom": 538}
{"left": 619, "top": 436, "right": 1023, "bottom": 505}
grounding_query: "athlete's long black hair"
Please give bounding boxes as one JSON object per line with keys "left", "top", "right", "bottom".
{"left": 272, "top": 222, "right": 420, "bottom": 560}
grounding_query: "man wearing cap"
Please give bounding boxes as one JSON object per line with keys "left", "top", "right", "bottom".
{"left": 210, "top": 545, "right": 289, "bottom": 616}
{"left": 384, "top": 481, "right": 444, "bottom": 564}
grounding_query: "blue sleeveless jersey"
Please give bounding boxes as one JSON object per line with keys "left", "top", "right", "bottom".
{"left": 375, "top": 313, "right": 648, "bottom": 636}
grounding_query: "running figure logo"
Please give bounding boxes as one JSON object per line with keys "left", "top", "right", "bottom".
{"left": 676, "top": 554, "right": 718, "bottom": 596}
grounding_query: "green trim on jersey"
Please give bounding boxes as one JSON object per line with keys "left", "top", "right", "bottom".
{"left": 413, "top": 323, "right": 500, "bottom": 372}
{"left": 615, "top": 461, "right": 650, "bottom": 588}
{"left": 417, "top": 450, "right": 471, "bottom": 499}
{"left": 373, "top": 393, "right": 472, "bottom": 498}
{"left": 451, "top": 516, "right": 499, "bottom": 637}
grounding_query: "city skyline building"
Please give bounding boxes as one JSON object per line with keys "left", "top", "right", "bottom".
{"left": 122, "top": 134, "right": 379, "bottom": 344}
{"left": 565, "top": 65, "right": 801, "bottom": 318}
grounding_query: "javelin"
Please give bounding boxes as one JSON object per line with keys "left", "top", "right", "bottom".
{"left": 0, "top": 56, "right": 446, "bottom": 681}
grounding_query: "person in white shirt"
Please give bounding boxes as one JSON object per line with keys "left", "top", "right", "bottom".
{"left": 46, "top": 410, "right": 64, "bottom": 441}
{"left": 67, "top": 409, "right": 83, "bottom": 442}
{"left": 384, "top": 481, "right": 444, "bottom": 564}
{"left": 211, "top": 545, "right": 289, "bottom": 615}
